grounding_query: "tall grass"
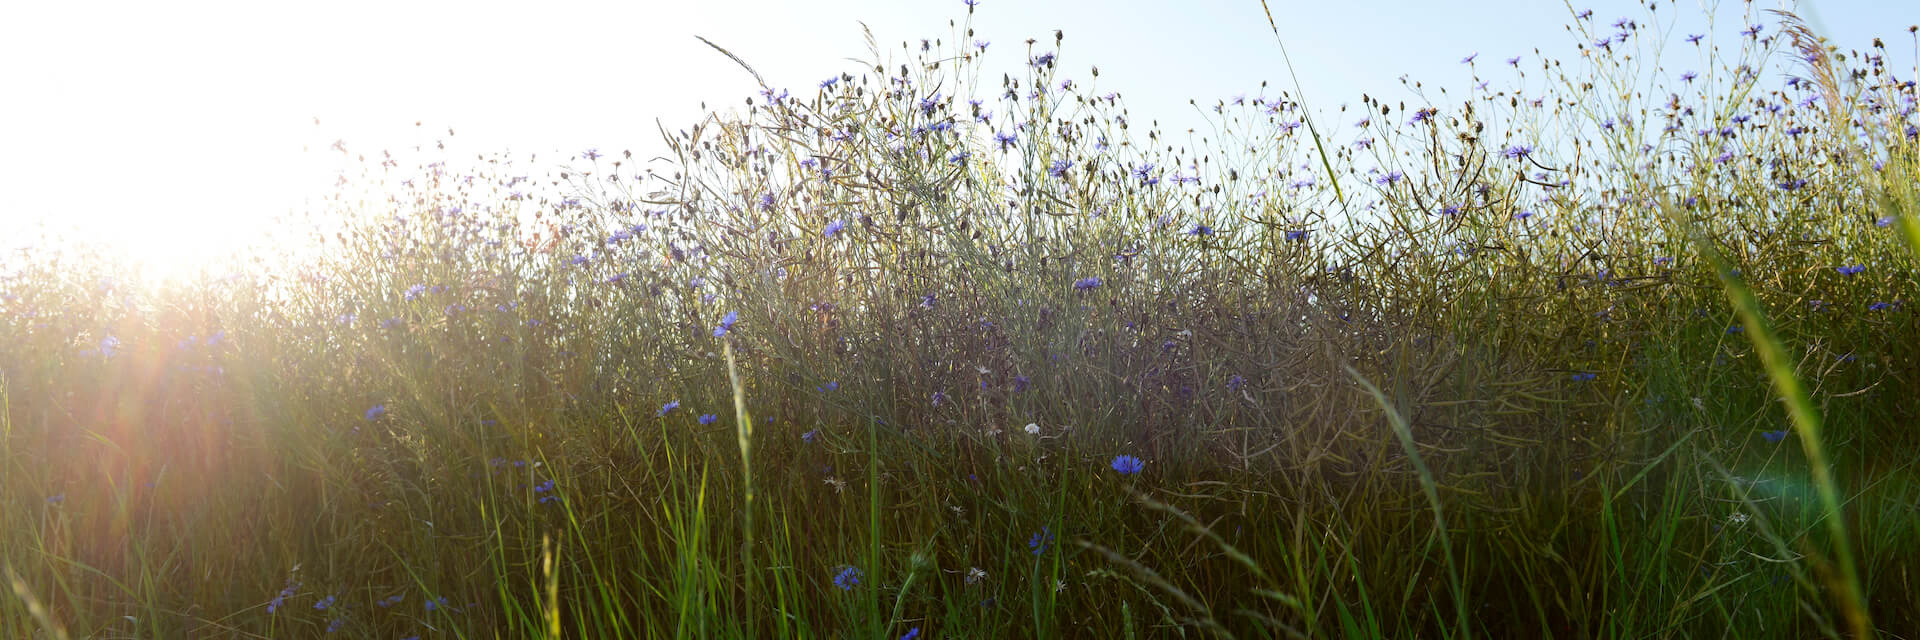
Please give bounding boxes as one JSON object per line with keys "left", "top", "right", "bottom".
{"left": 4, "top": 2, "right": 1918, "bottom": 637}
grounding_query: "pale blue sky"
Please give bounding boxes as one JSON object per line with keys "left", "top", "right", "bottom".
{"left": 2, "top": 0, "right": 1912, "bottom": 271}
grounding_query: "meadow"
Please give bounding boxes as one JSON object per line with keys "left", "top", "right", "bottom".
{"left": 4, "top": 2, "right": 1919, "bottom": 638}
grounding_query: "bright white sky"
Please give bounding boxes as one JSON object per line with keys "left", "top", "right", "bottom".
{"left": 2, "top": 0, "right": 1910, "bottom": 275}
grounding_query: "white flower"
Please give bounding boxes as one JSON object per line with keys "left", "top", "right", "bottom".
{"left": 1024, "top": 423, "right": 1041, "bottom": 435}
{"left": 965, "top": 567, "right": 987, "bottom": 585}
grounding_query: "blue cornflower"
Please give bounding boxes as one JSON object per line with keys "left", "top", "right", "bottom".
{"left": 1571, "top": 372, "right": 1598, "bottom": 382}
{"left": 267, "top": 582, "right": 297, "bottom": 614}
{"left": 365, "top": 404, "right": 388, "bottom": 421}
{"left": 1028, "top": 526, "right": 1055, "bottom": 555}
{"left": 931, "top": 391, "right": 948, "bottom": 407}
{"left": 377, "top": 594, "right": 404, "bottom": 608}
{"left": 1741, "top": 23, "right": 1762, "bottom": 37}
{"left": 1686, "top": 33, "right": 1703, "bottom": 44}
{"left": 1506, "top": 56, "right": 1521, "bottom": 66}
{"left": 325, "top": 617, "right": 344, "bottom": 633}
{"left": 820, "top": 76, "right": 838, "bottom": 89}
{"left": 759, "top": 193, "right": 776, "bottom": 211}
{"left": 1226, "top": 375, "right": 1246, "bottom": 391}
{"left": 424, "top": 596, "right": 449, "bottom": 612}
{"left": 714, "top": 310, "right": 739, "bottom": 337}
{"left": 1503, "top": 145, "right": 1533, "bottom": 159}
{"left": 1376, "top": 170, "right": 1405, "bottom": 185}
{"left": 1761, "top": 429, "right": 1789, "bottom": 443}
{"left": 994, "top": 131, "right": 1017, "bottom": 150}
{"left": 901, "top": 628, "right": 922, "bottom": 640}
{"left": 1188, "top": 224, "right": 1213, "bottom": 236}
{"left": 1836, "top": 265, "right": 1865, "bottom": 276}
{"left": 699, "top": 413, "right": 718, "bottom": 425}
{"left": 1111, "top": 455, "right": 1144, "bottom": 475}
{"left": 802, "top": 429, "right": 819, "bottom": 444}
{"left": 833, "top": 566, "right": 863, "bottom": 590}
{"left": 314, "top": 595, "right": 336, "bottom": 610}
{"left": 1048, "top": 159, "right": 1073, "bottom": 179}
{"left": 1460, "top": 52, "right": 1477, "bottom": 64}
{"left": 1878, "top": 216, "right": 1895, "bottom": 227}
{"left": 824, "top": 219, "right": 847, "bottom": 238}
{"left": 1031, "top": 52, "right": 1056, "bottom": 67}
{"left": 405, "top": 283, "right": 427, "bottom": 300}
{"left": 1012, "top": 375, "right": 1030, "bottom": 392}
{"left": 1073, "top": 276, "right": 1103, "bottom": 291}
{"left": 1869, "top": 302, "right": 1893, "bottom": 311}
{"left": 1133, "top": 163, "right": 1158, "bottom": 185}
{"left": 1284, "top": 229, "right": 1309, "bottom": 242}
{"left": 658, "top": 400, "right": 680, "bottom": 417}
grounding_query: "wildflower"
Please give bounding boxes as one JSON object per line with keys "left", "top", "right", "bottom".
{"left": 901, "top": 629, "right": 922, "bottom": 640}
{"left": 1187, "top": 224, "right": 1213, "bottom": 236}
{"left": 1073, "top": 276, "right": 1103, "bottom": 291}
{"left": 714, "top": 310, "right": 739, "bottom": 337}
{"left": 1284, "top": 229, "right": 1309, "bottom": 241}
{"left": 98, "top": 335, "right": 120, "bottom": 358}
{"left": 820, "top": 76, "right": 838, "bottom": 89}
{"left": 699, "top": 413, "right": 718, "bottom": 425}
{"left": 658, "top": 400, "right": 680, "bottom": 417}
{"left": 1029, "top": 526, "right": 1054, "bottom": 555}
{"left": 325, "top": 618, "right": 344, "bottom": 633}
{"left": 1878, "top": 216, "right": 1896, "bottom": 227}
{"left": 965, "top": 566, "right": 988, "bottom": 585}
{"left": 833, "top": 566, "right": 863, "bottom": 591}
{"left": 931, "top": 391, "right": 948, "bottom": 407}
{"left": 1761, "top": 429, "right": 1789, "bottom": 443}
{"left": 1012, "top": 375, "right": 1030, "bottom": 392}
{"left": 802, "top": 429, "right": 819, "bottom": 444}
{"left": 267, "top": 582, "right": 299, "bottom": 614}
{"left": 1741, "top": 23, "right": 1762, "bottom": 37}
{"left": 1133, "top": 163, "right": 1158, "bottom": 185}
{"left": 315, "top": 595, "right": 336, "bottom": 610}
{"left": 1686, "top": 33, "right": 1703, "bottom": 44}
{"left": 1376, "top": 170, "right": 1405, "bottom": 185}
{"left": 1836, "top": 265, "right": 1865, "bottom": 276}
{"left": 994, "top": 131, "right": 1017, "bottom": 150}
{"left": 1507, "top": 55, "right": 1521, "bottom": 66}
{"left": 1226, "top": 375, "right": 1245, "bottom": 391}
{"left": 1024, "top": 423, "right": 1040, "bottom": 435}
{"left": 1111, "top": 455, "right": 1144, "bottom": 475}
{"left": 365, "top": 404, "right": 388, "bottom": 421}
{"left": 1460, "top": 52, "right": 1478, "bottom": 64}
{"left": 424, "top": 596, "right": 449, "bottom": 612}
{"left": 405, "top": 283, "right": 427, "bottom": 300}
{"left": 1869, "top": 302, "right": 1893, "bottom": 311}
{"left": 1048, "top": 159, "right": 1073, "bottom": 178}
{"left": 1031, "top": 52, "right": 1056, "bottom": 67}
{"left": 819, "top": 381, "right": 840, "bottom": 392}
{"left": 45, "top": 493, "right": 64, "bottom": 505}
{"left": 1571, "top": 372, "right": 1597, "bottom": 382}
{"left": 377, "top": 594, "right": 404, "bottom": 608}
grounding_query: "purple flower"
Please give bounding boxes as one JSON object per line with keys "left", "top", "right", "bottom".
{"left": 1187, "top": 224, "right": 1213, "bottom": 236}
{"left": 824, "top": 219, "right": 846, "bottom": 238}
{"left": 365, "top": 404, "right": 388, "bottom": 421}
{"left": 1761, "top": 429, "right": 1788, "bottom": 443}
{"left": 699, "top": 413, "right": 718, "bottom": 425}
{"left": 658, "top": 400, "right": 680, "bottom": 417}
{"left": 1031, "top": 52, "right": 1056, "bottom": 67}
{"left": 1048, "top": 159, "right": 1073, "bottom": 179}
{"left": 1073, "top": 276, "right": 1103, "bottom": 291}
{"left": 1376, "top": 170, "right": 1405, "bottom": 185}
{"left": 714, "top": 310, "right": 739, "bottom": 337}
{"left": 1110, "top": 455, "right": 1144, "bottom": 475}
{"left": 802, "top": 429, "right": 819, "bottom": 444}
{"left": 1686, "top": 34, "right": 1703, "bottom": 44}
{"left": 833, "top": 566, "right": 863, "bottom": 590}
{"left": 1571, "top": 372, "right": 1597, "bottom": 382}
{"left": 1836, "top": 265, "right": 1865, "bottom": 276}
{"left": 1503, "top": 145, "right": 1533, "bottom": 159}
{"left": 1460, "top": 52, "right": 1478, "bottom": 64}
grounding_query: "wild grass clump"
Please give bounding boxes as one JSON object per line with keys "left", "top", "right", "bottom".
{"left": 3, "top": 2, "right": 1918, "bottom": 637}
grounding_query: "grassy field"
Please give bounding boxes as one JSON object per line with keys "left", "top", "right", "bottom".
{"left": 5, "top": 3, "right": 1919, "bottom": 638}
